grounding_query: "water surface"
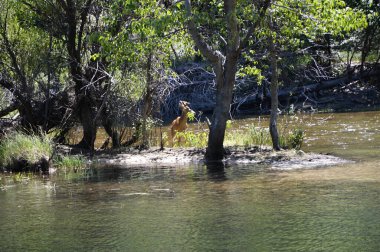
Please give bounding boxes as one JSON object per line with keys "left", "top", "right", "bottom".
{"left": 1, "top": 111, "right": 380, "bottom": 251}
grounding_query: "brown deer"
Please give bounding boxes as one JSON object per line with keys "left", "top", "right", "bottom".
{"left": 170, "top": 100, "right": 194, "bottom": 145}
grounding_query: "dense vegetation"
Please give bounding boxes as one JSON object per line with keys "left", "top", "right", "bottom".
{"left": 0, "top": 0, "right": 379, "bottom": 166}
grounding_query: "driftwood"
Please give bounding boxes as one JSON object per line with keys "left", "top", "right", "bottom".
{"left": 234, "top": 69, "right": 380, "bottom": 112}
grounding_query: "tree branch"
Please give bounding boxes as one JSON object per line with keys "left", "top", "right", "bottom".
{"left": 184, "top": 0, "right": 224, "bottom": 65}
{"left": 78, "top": 0, "right": 92, "bottom": 54}
{"left": 239, "top": 0, "right": 271, "bottom": 51}
{"left": 0, "top": 103, "right": 18, "bottom": 118}
{"left": 225, "top": 0, "right": 239, "bottom": 54}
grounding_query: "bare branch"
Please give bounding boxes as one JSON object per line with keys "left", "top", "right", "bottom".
{"left": 0, "top": 103, "right": 18, "bottom": 118}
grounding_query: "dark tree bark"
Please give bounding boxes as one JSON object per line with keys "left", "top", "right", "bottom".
{"left": 268, "top": 34, "right": 281, "bottom": 151}
{"left": 59, "top": 0, "right": 99, "bottom": 150}
{"left": 141, "top": 52, "right": 153, "bottom": 148}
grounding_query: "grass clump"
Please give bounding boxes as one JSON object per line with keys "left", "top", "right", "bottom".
{"left": 53, "top": 155, "right": 86, "bottom": 171}
{"left": 0, "top": 132, "right": 53, "bottom": 172}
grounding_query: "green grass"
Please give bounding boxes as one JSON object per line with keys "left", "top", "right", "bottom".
{"left": 225, "top": 125, "right": 271, "bottom": 148}
{"left": 53, "top": 155, "right": 86, "bottom": 171}
{"left": 0, "top": 132, "right": 53, "bottom": 169}
{"left": 171, "top": 122, "right": 304, "bottom": 150}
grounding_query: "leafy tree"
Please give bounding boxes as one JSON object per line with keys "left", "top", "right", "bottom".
{"left": 0, "top": 0, "right": 68, "bottom": 132}
{"left": 184, "top": 0, "right": 271, "bottom": 161}
{"left": 262, "top": 0, "right": 366, "bottom": 150}
{"left": 17, "top": 0, "right": 123, "bottom": 149}
{"left": 344, "top": 0, "right": 380, "bottom": 71}
{"left": 102, "top": 0, "right": 191, "bottom": 148}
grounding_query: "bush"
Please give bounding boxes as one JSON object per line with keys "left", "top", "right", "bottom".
{"left": 279, "top": 129, "right": 304, "bottom": 150}
{"left": 0, "top": 132, "right": 53, "bottom": 172}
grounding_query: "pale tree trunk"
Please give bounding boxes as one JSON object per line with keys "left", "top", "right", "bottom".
{"left": 269, "top": 34, "right": 281, "bottom": 151}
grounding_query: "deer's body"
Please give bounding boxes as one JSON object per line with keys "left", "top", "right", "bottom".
{"left": 170, "top": 101, "right": 193, "bottom": 144}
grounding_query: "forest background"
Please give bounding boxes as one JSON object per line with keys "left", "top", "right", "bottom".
{"left": 0, "top": 0, "right": 379, "bottom": 162}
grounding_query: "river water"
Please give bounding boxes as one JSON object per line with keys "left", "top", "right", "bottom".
{"left": 1, "top": 111, "right": 380, "bottom": 251}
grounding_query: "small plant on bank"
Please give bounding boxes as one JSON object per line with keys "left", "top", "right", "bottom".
{"left": 53, "top": 155, "right": 86, "bottom": 171}
{"left": 281, "top": 129, "right": 304, "bottom": 150}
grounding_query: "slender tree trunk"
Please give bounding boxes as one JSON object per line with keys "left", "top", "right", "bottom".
{"left": 141, "top": 53, "right": 153, "bottom": 148}
{"left": 269, "top": 36, "right": 281, "bottom": 151}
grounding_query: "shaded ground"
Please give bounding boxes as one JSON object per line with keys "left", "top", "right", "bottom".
{"left": 58, "top": 145, "right": 350, "bottom": 170}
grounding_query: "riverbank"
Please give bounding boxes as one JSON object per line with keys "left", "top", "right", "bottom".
{"left": 57, "top": 145, "right": 350, "bottom": 170}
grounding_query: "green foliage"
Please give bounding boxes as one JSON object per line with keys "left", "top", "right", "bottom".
{"left": 174, "top": 131, "right": 208, "bottom": 148}
{"left": 187, "top": 111, "right": 196, "bottom": 121}
{"left": 103, "top": 0, "right": 192, "bottom": 68}
{"left": 0, "top": 132, "right": 53, "bottom": 168}
{"left": 225, "top": 125, "right": 271, "bottom": 148}
{"left": 280, "top": 129, "right": 304, "bottom": 150}
{"left": 53, "top": 155, "right": 86, "bottom": 171}
{"left": 224, "top": 121, "right": 304, "bottom": 150}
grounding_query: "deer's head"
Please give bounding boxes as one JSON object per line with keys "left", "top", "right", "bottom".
{"left": 179, "top": 100, "right": 194, "bottom": 115}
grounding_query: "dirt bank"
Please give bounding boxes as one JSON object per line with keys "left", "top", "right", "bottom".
{"left": 77, "top": 146, "right": 350, "bottom": 170}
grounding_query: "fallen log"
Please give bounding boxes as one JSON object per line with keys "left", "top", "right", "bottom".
{"left": 236, "top": 69, "right": 380, "bottom": 111}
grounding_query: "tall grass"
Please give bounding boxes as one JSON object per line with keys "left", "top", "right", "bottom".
{"left": 0, "top": 132, "right": 53, "bottom": 169}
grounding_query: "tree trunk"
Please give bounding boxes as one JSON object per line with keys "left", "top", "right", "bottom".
{"left": 77, "top": 97, "right": 97, "bottom": 150}
{"left": 102, "top": 109, "right": 120, "bottom": 148}
{"left": 269, "top": 36, "right": 281, "bottom": 151}
{"left": 205, "top": 55, "right": 238, "bottom": 160}
{"left": 62, "top": 0, "right": 98, "bottom": 150}
{"left": 141, "top": 53, "right": 153, "bottom": 148}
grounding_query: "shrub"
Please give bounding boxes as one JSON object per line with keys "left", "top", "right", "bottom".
{"left": 279, "top": 128, "right": 304, "bottom": 150}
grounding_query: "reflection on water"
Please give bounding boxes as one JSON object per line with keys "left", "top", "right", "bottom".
{"left": 1, "top": 111, "right": 380, "bottom": 251}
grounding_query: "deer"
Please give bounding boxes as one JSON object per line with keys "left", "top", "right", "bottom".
{"left": 170, "top": 100, "right": 194, "bottom": 146}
